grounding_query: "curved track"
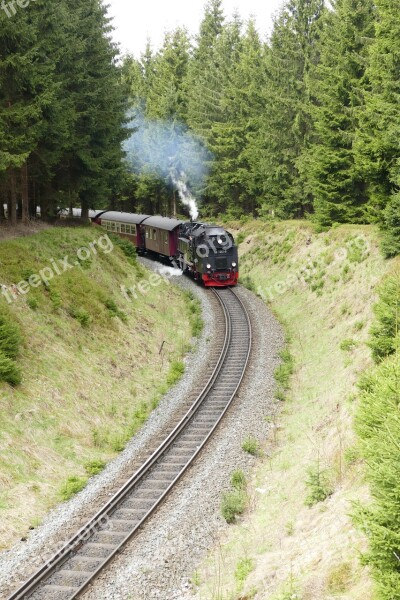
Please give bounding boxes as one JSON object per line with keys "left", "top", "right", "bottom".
{"left": 6, "top": 288, "right": 251, "bottom": 600}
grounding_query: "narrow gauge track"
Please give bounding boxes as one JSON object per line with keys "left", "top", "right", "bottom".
{"left": 6, "top": 288, "right": 251, "bottom": 600}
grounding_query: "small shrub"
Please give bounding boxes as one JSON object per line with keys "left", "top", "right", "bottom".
{"left": 234, "top": 557, "right": 254, "bottom": 585}
{"left": 49, "top": 287, "right": 62, "bottom": 309}
{"left": 231, "top": 469, "right": 247, "bottom": 491}
{"left": 27, "top": 297, "right": 39, "bottom": 310}
{"left": 110, "top": 436, "right": 125, "bottom": 452}
{"left": 60, "top": 475, "right": 87, "bottom": 501}
{"left": 340, "top": 338, "right": 357, "bottom": 352}
{"left": 369, "top": 274, "right": 400, "bottom": 362}
{"left": 84, "top": 459, "right": 106, "bottom": 476}
{"left": 353, "top": 320, "right": 365, "bottom": 332}
{"left": 381, "top": 192, "right": 400, "bottom": 258}
{"left": 68, "top": 306, "right": 91, "bottom": 327}
{"left": 236, "top": 232, "right": 246, "bottom": 245}
{"left": 274, "top": 348, "right": 294, "bottom": 391}
{"left": 241, "top": 275, "right": 256, "bottom": 293}
{"left": 305, "top": 463, "right": 333, "bottom": 507}
{"left": 0, "top": 352, "right": 22, "bottom": 386}
{"left": 242, "top": 436, "right": 260, "bottom": 456}
{"left": 166, "top": 360, "right": 185, "bottom": 385}
{"left": 0, "top": 315, "right": 22, "bottom": 359}
{"left": 221, "top": 489, "right": 246, "bottom": 523}
{"left": 104, "top": 298, "right": 127, "bottom": 322}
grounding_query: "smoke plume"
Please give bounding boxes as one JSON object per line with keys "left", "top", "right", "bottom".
{"left": 124, "top": 111, "right": 210, "bottom": 219}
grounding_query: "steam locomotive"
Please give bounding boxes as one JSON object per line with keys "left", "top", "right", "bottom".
{"left": 92, "top": 211, "right": 239, "bottom": 287}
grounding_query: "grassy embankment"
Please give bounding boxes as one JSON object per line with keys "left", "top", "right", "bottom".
{"left": 0, "top": 226, "right": 200, "bottom": 550}
{"left": 194, "top": 220, "right": 391, "bottom": 600}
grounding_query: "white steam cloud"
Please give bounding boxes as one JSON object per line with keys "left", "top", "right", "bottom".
{"left": 169, "top": 166, "right": 199, "bottom": 221}
{"left": 124, "top": 111, "right": 211, "bottom": 219}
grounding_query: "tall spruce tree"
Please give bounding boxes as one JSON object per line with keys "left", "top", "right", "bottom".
{"left": 301, "top": 0, "right": 375, "bottom": 226}
{"left": 354, "top": 0, "right": 400, "bottom": 226}
{"left": 208, "top": 20, "right": 266, "bottom": 215}
{"left": 256, "top": 0, "right": 325, "bottom": 219}
{"left": 186, "top": 0, "right": 225, "bottom": 141}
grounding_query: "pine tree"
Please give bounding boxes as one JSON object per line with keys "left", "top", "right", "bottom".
{"left": 186, "top": 0, "right": 225, "bottom": 141}
{"left": 146, "top": 28, "right": 191, "bottom": 122}
{"left": 355, "top": 0, "right": 400, "bottom": 219}
{"left": 208, "top": 20, "right": 266, "bottom": 215}
{"left": 301, "top": 0, "right": 375, "bottom": 226}
{"left": 257, "top": 0, "right": 325, "bottom": 219}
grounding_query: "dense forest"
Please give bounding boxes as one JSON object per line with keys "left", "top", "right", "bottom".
{"left": 1, "top": 0, "right": 400, "bottom": 252}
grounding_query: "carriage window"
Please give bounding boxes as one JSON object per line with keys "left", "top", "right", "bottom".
{"left": 165, "top": 232, "right": 168, "bottom": 244}
{"left": 111, "top": 222, "right": 116, "bottom": 231}
{"left": 145, "top": 229, "right": 149, "bottom": 238}
{"left": 116, "top": 223, "right": 121, "bottom": 232}
{"left": 153, "top": 229, "right": 157, "bottom": 240}
{"left": 121, "top": 224, "right": 126, "bottom": 233}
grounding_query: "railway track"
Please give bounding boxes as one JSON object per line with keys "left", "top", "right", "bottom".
{"left": 6, "top": 288, "right": 251, "bottom": 600}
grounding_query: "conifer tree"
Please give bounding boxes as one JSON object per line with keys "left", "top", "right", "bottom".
{"left": 355, "top": 0, "right": 400, "bottom": 219}
{"left": 257, "top": 0, "right": 325, "bottom": 218}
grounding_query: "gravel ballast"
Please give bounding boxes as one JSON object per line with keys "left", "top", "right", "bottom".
{"left": 0, "top": 261, "right": 283, "bottom": 600}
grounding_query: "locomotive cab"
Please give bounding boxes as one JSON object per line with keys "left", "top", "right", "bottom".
{"left": 178, "top": 222, "right": 239, "bottom": 287}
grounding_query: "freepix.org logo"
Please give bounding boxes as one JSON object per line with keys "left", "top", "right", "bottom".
{"left": 1, "top": 0, "right": 36, "bottom": 18}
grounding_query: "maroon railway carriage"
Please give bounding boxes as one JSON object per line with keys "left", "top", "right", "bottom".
{"left": 93, "top": 211, "right": 149, "bottom": 251}
{"left": 142, "top": 216, "right": 183, "bottom": 258}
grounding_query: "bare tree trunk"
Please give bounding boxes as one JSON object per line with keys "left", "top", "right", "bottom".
{"left": 9, "top": 170, "right": 17, "bottom": 226}
{"left": 21, "top": 162, "right": 29, "bottom": 225}
{"left": 81, "top": 197, "right": 89, "bottom": 221}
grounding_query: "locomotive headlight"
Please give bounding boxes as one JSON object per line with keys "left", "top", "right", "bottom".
{"left": 207, "top": 263, "right": 211, "bottom": 269}
{"left": 232, "top": 262, "right": 237, "bottom": 267}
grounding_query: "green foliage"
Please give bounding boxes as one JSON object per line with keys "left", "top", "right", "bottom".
{"left": 242, "top": 436, "right": 260, "bottom": 456}
{"left": 0, "top": 312, "right": 22, "bottom": 386}
{"left": 369, "top": 274, "right": 400, "bottom": 362}
{"left": 110, "top": 236, "right": 138, "bottom": 264}
{"left": 68, "top": 306, "right": 91, "bottom": 327}
{"left": 274, "top": 347, "right": 294, "bottom": 391}
{"left": 381, "top": 194, "right": 400, "bottom": 258}
{"left": 0, "top": 0, "right": 129, "bottom": 224}
{"left": 0, "top": 314, "right": 22, "bottom": 360}
{"left": 84, "top": 460, "right": 106, "bottom": 476}
{"left": 354, "top": 353, "right": 400, "bottom": 598}
{"left": 0, "top": 353, "right": 22, "bottom": 387}
{"left": 166, "top": 360, "right": 185, "bottom": 385}
{"left": 340, "top": 338, "right": 357, "bottom": 352}
{"left": 60, "top": 475, "right": 88, "bottom": 501}
{"left": 231, "top": 469, "right": 247, "bottom": 491}
{"left": 184, "top": 292, "right": 203, "bottom": 337}
{"left": 305, "top": 462, "right": 332, "bottom": 507}
{"left": 234, "top": 557, "right": 254, "bottom": 584}
{"left": 103, "top": 298, "right": 127, "bottom": 322}
{"left": 221, "top": 489, "right": 247, "bottom": 523}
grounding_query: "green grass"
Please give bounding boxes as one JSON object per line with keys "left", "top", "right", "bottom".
{"left": 242, "top": 436, "right": 260, "bottom": 456}
{"left": 0, "top": 226, "right": 198, "bottom": 550}
{"left": 60, "top": 475, "right": 88, "bottom": 501}
{"left": 194, "top": 220, "right": 383, "bottom": 600}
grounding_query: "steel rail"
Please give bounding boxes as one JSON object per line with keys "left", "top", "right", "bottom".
{"left": 6, "top": 287, "right": 251, "bottom": 600}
